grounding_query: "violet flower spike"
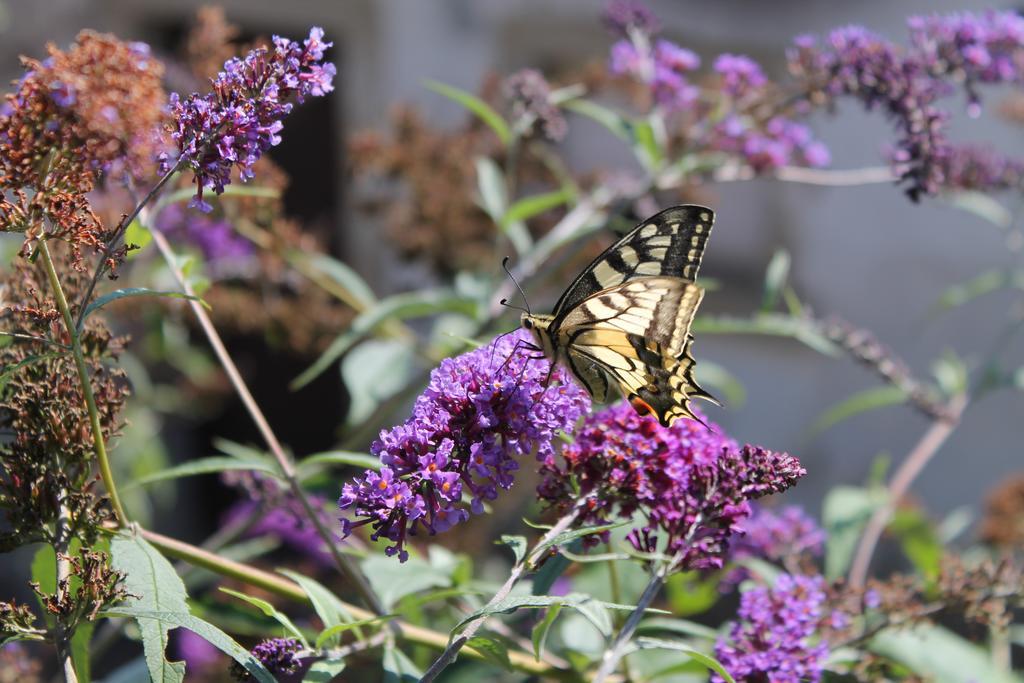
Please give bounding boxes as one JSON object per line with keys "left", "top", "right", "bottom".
{"left": 164, "top": 27, "right": 336, "bottom": 212}
{"left": 339, "top": 330, "right": 591, "bottom": 562}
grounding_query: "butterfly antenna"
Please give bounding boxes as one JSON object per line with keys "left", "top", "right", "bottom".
{"left": 501, "top": 256, "right": 531, "bottom": 315}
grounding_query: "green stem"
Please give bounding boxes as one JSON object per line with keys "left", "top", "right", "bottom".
{"left": 38, "top": 240, "right": 127, "bottom": 525}
{"left": 138, "top": 528, "right": 563, "bottom": 677}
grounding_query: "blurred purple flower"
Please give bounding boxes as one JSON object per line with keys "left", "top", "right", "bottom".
{"left": 339, "top": 330, "right": 591, "bottom": 562}
{"left": 225, "top": 497, "right": 335, "bottom": 568}
{"left": 174, "top": 629, "right": 221, "bottom": 675}
{"left": 713, "top": 53, "right": 767, "bottom": 97}
{"left": 714, "top": 573, "right": 832, "bottom": 683}
{"left": 722, "top": 504, "right": 826, "bottom": 589}
{"left": 153, "top": 203, "right": 254, "bottom": 267}
{"left": 610, "top": 38, "right": 701, "bottom": 110}
{"left": 163, "top": 27, "right": 335, "bottom": 211}
{"left": 936, "top": 144, "right": 1024, "bottom": 192}
{"left": 712, "top": 115, "right": 830, "bottom": 171}
{"left": 602, "top": 0, "right": 660, "bottom": 39}
{"left": 538, "top": 402, "right": 805, "bottom": 570}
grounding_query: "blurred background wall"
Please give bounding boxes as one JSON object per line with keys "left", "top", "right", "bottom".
{"left": 2, "top": 0, "right": 1021, "bottom": 523}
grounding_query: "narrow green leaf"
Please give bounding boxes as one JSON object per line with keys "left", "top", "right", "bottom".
{"left": 295, "top": 252, "right": 378, "bottom": 309}
{"left": 219, "top": 587, "right": 307, "bottom": 646}
{"left": 425, "top": 80, "right": 510, "bottom": 145}
{"left": 633, "top": 637, "right": 737, "bottom": 683}
{"left": 103, "top": 607, "right": 275, "bottom": 683}
{"left": 382, "top": 644, "right": 422, "bottom": 683}
{"left": 534, "top": 521, "right": 629, "bottom": 558}
{"left": 870, "top": 623, "right": 1023, "bottom": 683}
{"left": 71, "top": 620, "right": 94, "bottom": 683}
{"left": 532, "top": 603, "right": 563, "bottom": 661}
{"left": 808, "top": 386, "right": 908, "bottom": 437}
{"left": 531, "top": 550, "right": 571, "bottom": 597}
{"left": 933, "top": 269, "right": 1024, "bottom": 313}
{"left": 297, "top": 451, "right": 380, "bottom": 482}
{"left": 692, "top": 314, "right": 839, "bottom": 357}
{"left": 502, "top": 189, "right": 572, "bottom": 226}
{"left": 277, "top": 569, "right": 355, "bottom": 646}
{"left": 571, "top": 596, "right": 613, "bottom": 636}
{"left": 761, "top": 250, "right": 791, "bottom": 312}
{"left": 126, "top": 457, "right": 280, "bottom": 489}
{"left": 631, "top": 118, "right": 662, "bottom": 171}
{"left": 889, "top": 508, "right": 943, "bottom": 581}
{"left": 123, "top": 218, "right": 151, "bottom": 256}
{"left": 303, "top": 659, "right": 346, "bottom": 682}
{"left": 944, "top": 190, "right": 1013, "bottom": 229}
{"left": 475, "top": 156, "right": 507, "bottom": 222}
{"left": 564, "top": 99, "right": 631, "bottom": 140}
{"left": 497, "top": 535, "right": 527, "bottom": 564}
{"left": 635, "top": 617, "right": 719, "bottom": 641}
{"left": 110, "top": 531, "right": 190, "bottom": 683}
{"left": 83, "top": 288, "right": 204, "bottom": 321}
{"left": 693, "top": 360, "right": 745, "bottom": 408}
{"left": 314, "top": 616, "right": 395, "bottom": 650}
{"left": 823, "top": 486, "right": 888, "bottom": 580}
{"left": 466, "top": 635, "right": 512, "bottom": 671}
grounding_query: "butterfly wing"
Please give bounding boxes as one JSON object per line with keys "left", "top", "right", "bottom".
{"left": 551, "top": 205, "right": 715, "bottom": 320}
{"left": 558, "top": 277, "right": 716, "bottom": 427}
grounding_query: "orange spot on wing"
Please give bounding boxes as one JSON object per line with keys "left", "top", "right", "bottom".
{"left": 629, "top": 395, "right": 654, "bottom": 417}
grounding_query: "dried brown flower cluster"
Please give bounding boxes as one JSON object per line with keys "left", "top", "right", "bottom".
{"left": 0, "top": 250, "right": 128, "bottom": 551}
{"left": 185, "top": 6, "right": 241, "bottom": 82}
{"left": 980, "top": 475, "right": 1024, "bottom": 548}
{"left": 0, "top": 31, "right": 167, "bottom": 268}
{"left": 32, "top": 549, "right": 128, "bottom": 624}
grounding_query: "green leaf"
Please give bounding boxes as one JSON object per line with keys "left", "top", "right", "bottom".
{"left": 633, "top": 637, "right": 737, "bottom": 683}
{"left": 425, "top": 80, "right": 510, "bottom": 145}
{"left": 823, "top": 486, "right": 887, "bottom": 580}
{"left": 761, "top": 250, "right": 791, "bottom": 312}
{"left": 664, "top": 570, "right": 721, "bottom": 617}
{"left": 693, "top": 360, "right": 746, "bottom": 408}
{"left": 451, "top": 594, "right": 647, "bottom": 637}
{"left": 303, "top": 659, "right": 346, "bottom": 682}
{"left": 0, "top": 353, "right": 61, "bottom": 389}
{"left": 932, "top": 269, "right": 1024, "bottom": 313}
{"left": 276, "top": 569, "right": 356, "bottom": 646}
{"left": 870, "top": 623, "right": 1023, "bottom": 683}
{"left": 83, "top": 288, "right": 204, "bottom": 321}
{"left": 219, "top": 587, "right": 307, "bottom": 645}
{"left": 295, "top": 253, "right": 378, "bottom": 309}
{"left": 475, "top": 156, "right": 507, "bottom": 222}
{"left": 932, "top": 351, "right": 968, "bottom": 397}
{"left": 466, "top": 635, "right": 512, "bottom": 671}
{"left": 123, "top": 218, "right": 152, "bottom": 256}
{"left": 889, "top": 508, "right": 943, "bottom": 581}
{"left": 631, "top": 117, "right": 663, "bottom": 171}
{"left": 292, "top": 288, "right": 476, "bottom": 390}
{"left": 497, "top": 535, "right": 527, "bottom": 565}
{"left": 692, "top": 314, "right": 839, "bottom": 357}
{"left": 103, "top": 607, "right": 275, "bottom": 683}
{"left": 126, "top": 456, "right": 280, "bottom": 489}
{"left": 382, "top": 643, "right": 422, "bottom": 683}
{"left": 502, "top": 189, "right": 572, "bottom": 226}
{"left": 635, "top": 617, "right": 719, "bottom": 641}
{"left": 534, "top": 521, "right": 629, "bottom": 558}
{"left": 110, "top": 530, "right": 190, "bottom": 683}
{"left": 564, "top": 99, "right": 630, "bottom": 140}
{"left": 530, "top": 550, "right": 571, "bottom": 597}
{"left": 531, "top": 603, "right": 563, "bottom": 661}
{"left": 341, "top": 339, "right": 415, "bottom": 427}
{"left": 944, "top": 190, "right": 1013, "bottom": 229}
{"left": 362, "top": 554, "right": 452, "bottom": 611}
{"left": 71, "top": 620, "right": 94, "bottom": 683}
{"left": 808, "top": 386, "right": 908, "bottom": 437}
{"left": 297, "top": 450, "right": 380, "bottom": 481}
{"left": 314, "top": 616, "right": 395, "bottom": 650}
{"left": 570, "top": 595, "right": 613, "bottom": 636}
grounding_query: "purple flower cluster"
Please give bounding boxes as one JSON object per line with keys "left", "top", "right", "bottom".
{"left": 909, "top": 11, "right": 1024, "bottom": 106}
{"left": 937, "top": 143, "right": 1024, "bottom": 193}
{"left": 537, "top": 402, "right": 806, "bottom": 570}
{"left": 714, "top": 53, "right": 767, "bottom": 98}
{"left": 711, "top": 114, "right": 831, "bottom": 171}
{"left": 231, "top": 637, "right": 302, "bottom": 680}
{"left": 602, "top": 0, "right": 660, "bottom": 39}
{"left": 153, "top": 203, "right": 254, "bottom": 267}
{"left": 714, "top": 574, "right": 831, "bottom": 683}
{"left": 723, "top": 504, "right": 826, "bottom": 590}
{"left": 789, "top": 11, "right": 1024, "bottom": 199}
{"left": 339, "top": 330, "right": 590, "bottom": 561}
{"left": 224, "top": 497, "right": 335, "bottom": 568}
{"left": 163, "top": 28, "right": 335, "bottom": 211}
{"left": 610, "top": 38, "right": 701, "bottom": 110}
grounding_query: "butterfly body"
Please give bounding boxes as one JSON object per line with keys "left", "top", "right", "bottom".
{"left": 521, "top": 205, "right": 718, "bottom": 427}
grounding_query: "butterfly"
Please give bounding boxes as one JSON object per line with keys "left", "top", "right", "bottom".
{"left": 520, "top": 205, "right": 718, "bottom": 427}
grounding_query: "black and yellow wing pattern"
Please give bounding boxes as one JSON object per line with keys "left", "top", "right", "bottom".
{"left": 522, "top": 205, "right": 717, "bottom": 428}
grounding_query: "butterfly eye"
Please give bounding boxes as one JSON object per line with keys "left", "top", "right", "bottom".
{"left": 523, "top": 318, "right": 533, "bottom": 330}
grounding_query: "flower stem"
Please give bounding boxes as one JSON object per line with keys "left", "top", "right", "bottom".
{"left": 419, "top": 501, "right": 586, "bottom": 683}
{"left": 55, "top": 501, "right": 79, "bottom": 683}
{"left": 146, "top": 227, "right": 384, "bottom": 614}
{"left": 848, "top": 393, "right": 967, "bottom": 587}
{"left": 592, "top": 551, "right": 680, "bottom": 683}
{"left": 38, "top": 239, "right": 127, "bottom": 525}
{"left": 138, "top": 527, "right": 562, "bottom": 677}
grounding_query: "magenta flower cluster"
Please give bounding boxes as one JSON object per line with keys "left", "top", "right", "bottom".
{"left": 339, "top": 331, "right": 591, "bottom": 561}
{"left": 537, "top": 403, "right": 805, "bottom": 570}
{"left": 162, "top": 28, "right": 336, "bottom": 211}
{"left": 714, "top": 574, "right": 832, "bottom": 683}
